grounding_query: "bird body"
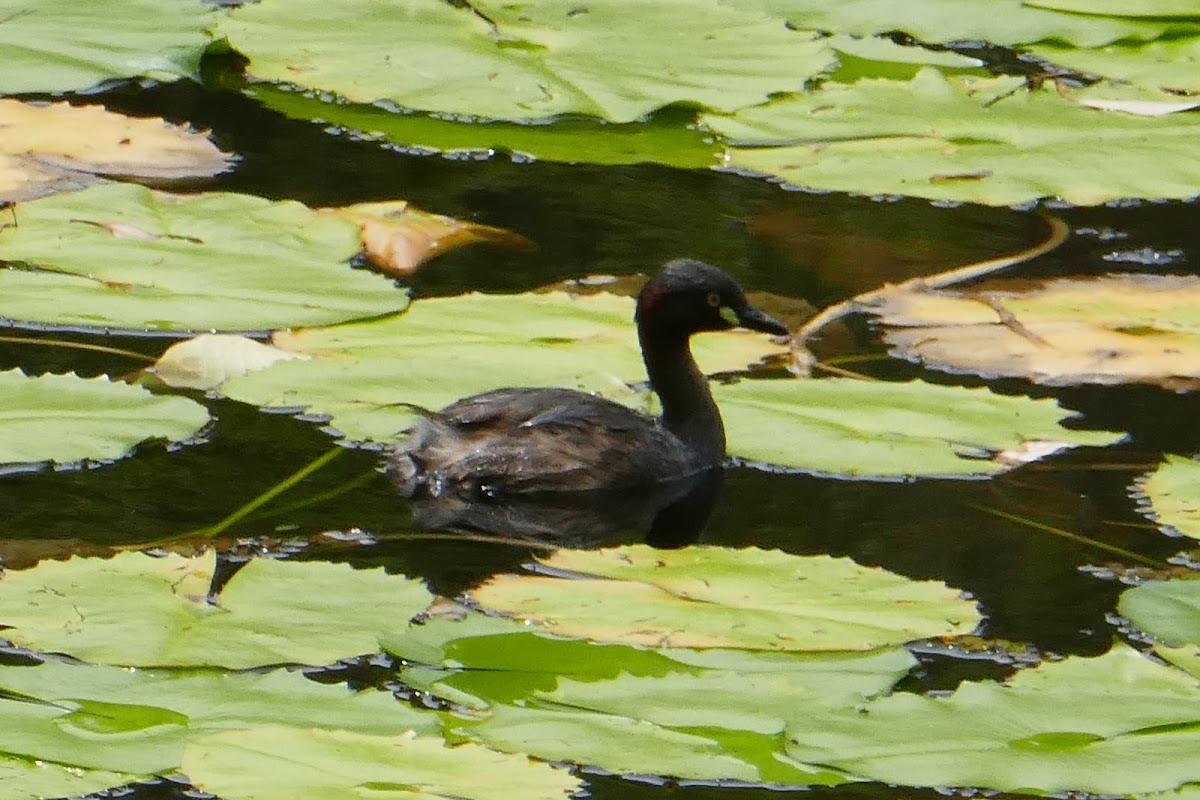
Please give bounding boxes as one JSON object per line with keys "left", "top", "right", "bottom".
{"left": 388, "top": 259, "right": 788, "bottom": 499}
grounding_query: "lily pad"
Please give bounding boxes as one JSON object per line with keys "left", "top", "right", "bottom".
{"left": 464, "top": 705, "right": 771, "bottom": 783}
{"left": 182, "top": 725, "right": 580, "bottom": 800}
{"left": 219, "top": 0, "right": 835, "bottom": 123}
{"left": 1133, "top": 455, "right": 1200, "bottom": 541}
{"left": 409, "top": 613, "right": 910, "bottom": 783}
{"left": 1156, "top": 645, "right": 1200, "bottom": 680}
{"left": 0, "top": 0, "right": 213, "bottom": 94}
{"left": 387, "top": 610, "right": 916, "bottom": 708}
{"left": 469, "top": 544, "right": 981, "bottom": 651}
{"left": 1031, "top": 37, "right": 1200, "bottom": 97}
{"left": 219, "top": 290, "right": 787, "bottom": 441}
{"left": 786, "top": 644, "right": 1200, "bottom": 795}
{"left": 714, "top": 377, "right": 1122, "bottom": 478}
{"left": 1024, "top": 0, "right": 1200, "bottom": 18}
{"left": 0, "top": 755, "right": 132, "bottom": 800}
{"left": 248, "top": 84, "right": 722, "bottom": 169}
{"left": 0, "top": 551, "right": 433, "bottom": 667}
{"left": 0, "top": 183, "right": 410, "bottom": 332}
{"left": 1118, "top": 577, "right": 1200, "bottom": 647}
{"left": 0, "top": 661, "right": 437, "bottom": 776}
{"left": 459, "top": 664, "right": 890, "bottom": 784}
{"left": 704, "top": 69, "right": 1200, "bottom": 206}
{"left": 0, "top": 99, "right": 233, "bottom": 203}
{"left": 718, "top": 0, "right": 1177, "bottom": 46}
{"left": 864, "top": 274, "right": 1200, "bottom": 389}
{"left": 0, "top": 369, "right": 209, "bottom": 472}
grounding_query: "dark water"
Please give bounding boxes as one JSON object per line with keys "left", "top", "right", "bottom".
{"left": 2, "top": 78, "right": 1198, "bottom": 799}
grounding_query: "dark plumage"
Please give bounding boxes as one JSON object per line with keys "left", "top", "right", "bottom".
{"left": 387, "top": 259, "right": 789, "bottom": 498}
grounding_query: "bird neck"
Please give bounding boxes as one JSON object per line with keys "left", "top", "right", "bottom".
{"left": 639, "top": 327, "right": 725, "bottom": 466}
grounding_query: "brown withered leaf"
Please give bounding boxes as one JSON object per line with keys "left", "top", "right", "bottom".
{"left": 320, "top": 200, "right": 534, "bottom": 277}
{"left": 868, "top": 274, "right": 1200, "bottom": 389}
{"left": 0, "top": 99, "right": 234, "bottom": 202}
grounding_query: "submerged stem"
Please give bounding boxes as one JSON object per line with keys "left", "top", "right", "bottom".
{"left": 971, "top": 503, "right": 1165, "bottom": 568}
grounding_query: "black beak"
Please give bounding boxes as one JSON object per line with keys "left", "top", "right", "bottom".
{"left": 736, "top": 303, "right": 790, "bottom": 337}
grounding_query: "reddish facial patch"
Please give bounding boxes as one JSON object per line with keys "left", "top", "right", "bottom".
{"left": 637, "top": 284, "right": 665, "bottom": 314}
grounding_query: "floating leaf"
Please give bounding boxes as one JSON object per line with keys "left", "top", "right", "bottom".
{"left": 786, "top": 645, "right": 1200, "bottom": 795}
{"left": 0, "top": 369, "right": 208, "bottom": 471}
{"left": 0, "top": 755, "right": 132, "bottom": 800}
{"left": 715, "top": 378, "right": 1122, "bottom": 477}
{"left": 0, "top": 551, "right": 433, "bottom": 667}
{"left": 704, "top": 69, "right": 1200, "bottom": 206}
{"left": 402, "top": 612, "right": 910, "bottom": 782}
{"left": 220, "top": 291, "right": 787, "bottom": 441}
{"left": 466, "top": 705, "right": 767, "bottom": 782}
{"left": 718, "top": 0, "right": 1175, "bottom": 46}
{"left": 1073, "top": 94, "right": 1200, "bottom": 117}
{"left": 1119, "top": 577, "right": 1200, "bottom": 647}
{"left": 865, "top": 274, "right": 1200, "bottom": 389}
{"left": 0, "top": 99, "right": 234, "bottom": 203}
{"left": 1134, "top": 455, "right": 1200, "bottom": 541}
{"left": 387, "top": 610, "right": 916, "bottom": 709}
{"left": 318, "top": 200, "right": 533, "bottom": 277}
{"left": 150, "top": 334, "right": 308, "bottom": 390}
{"left": 1031, "top": 37, "right": 1200, "bottom": 98}
{"left": 0, "top": 661, "right": 436, "bottom": 776}
{"left": 1156, "top": 644, "right": 1200, "bottom": 680}
{"left": 182, "top": 725, "right": 580, "bottom": 800}
{"left": 1023, "top": 0, "right": 1200, "bottom": 18}
{"left": 0, "top": 183, "right": 408, "bottom": 331}
{"left": 461, "top": 667, "right": 884, "bottom": 783}
{"left": 0, "top": 0, "right": 213, "bottom": 94}
{"left": 219, "top": 0, "right": 835, "bottom": 122}
{"left": 470, "top": 545, "right": 980, "bottom": 651}
{"left": 248, "top": 85, "right": 722, "bottom": 169}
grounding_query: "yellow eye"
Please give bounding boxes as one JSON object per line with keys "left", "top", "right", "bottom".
{"left": 706, "top": 292, "right": 721, "bottom": 307}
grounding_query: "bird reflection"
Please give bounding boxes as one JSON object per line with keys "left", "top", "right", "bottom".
{"left": 400, "top": 468, "right": 723, "bottom": 549}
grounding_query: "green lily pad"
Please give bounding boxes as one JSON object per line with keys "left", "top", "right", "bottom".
{"left": 0, "top": 660, "right": 437, "bottom": 777}
{"left": 718, "top": 0, "right": 1177, "bottom": 46}
{"left": 387, "top": 610, "right": 916, "bottom": 709}
{"left": 1031, "top": 37, "right": 1200, "bottom": 96}
{"left": 248, "top": 84, "right": 721, "bottom": 169}
{"left": 459, "top": 664, "right": 887, "bottom": 784}
{"left": 828, "top": 34, "right": 986, "bottom": 81}
{"left": 1119, "top": 577, "right": 1200, "bottom": 646}
{"left": 0, "top": 551, "right": 433, "bottom": 667}
{"left": 1156, "top": 644, "right": 1200, "bottom": 680}
{"left": 464, "top": 705, "right": 769, "bottom": 783}
{"left": 1133, "top": 455, "right": 1200, "bottom": 540}
{"left": 0, "top": 183, "right": 407, "bottom": 332}
{"left": 0, "top": 369, "right": 209, "bottom": 471}
{"left": 1024, "top": 0, "right": 1200, "bottom": 18}
{"left": 219, "top": 0, "right": 835, "bottom": 123}
{"left": 219, "top": 290, "right": 787, "bottom": 441}
{"left": 0, "top": 0, "right": 213, "bottom": 94}
{"left": 182, "top": 725, "right": 580, "bottom": 800}
{"left": 704, "top": 68, "right": 1200, "bottom": 206}
{"left": 715, "top": 378, "right": 1122, "bottom": 478}
{"left": 0, "top": 755, "right": 133, "bottom": 800}
{"left": 786, "top": 644, "right": 1200, "bottom": 795}
{"left": 416, "top": 614, "right": 909, "bottom": 784}
{"left": 469, "top": 544, "right": 981, "bottom": 651}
